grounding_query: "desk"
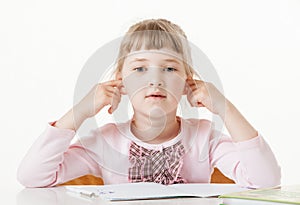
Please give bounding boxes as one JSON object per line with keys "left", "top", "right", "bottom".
{"left": 17, "top": 187, "right": 222, "bottom": 205}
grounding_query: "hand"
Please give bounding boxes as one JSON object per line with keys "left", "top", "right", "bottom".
{"left": 75, "top": 79, "right": 123, "bottom": 119}
{"left": 185, "top": 77, "right": 227, "bottom": 116}
{"left": 186, "top": 77, "right": 258, "bottom": 142}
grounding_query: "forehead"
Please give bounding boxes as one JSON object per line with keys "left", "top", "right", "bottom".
{"left": 124, "top": 49, "right": 184, "bottom": 65}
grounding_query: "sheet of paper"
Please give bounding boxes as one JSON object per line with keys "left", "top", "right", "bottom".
{"left": 169, "top": 183, "right": 248, "bottom": 197}
{"left": 66, "top": 183, "right": 182, "bottom": 201}
{"left": 65, "top": 182, "right": 248, "bottom": 201}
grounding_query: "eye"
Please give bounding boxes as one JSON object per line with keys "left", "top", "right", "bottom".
{"left": 134, "top": 67, "right": 147, "bottom": 72}
{"left": 163, "top": 67, "right": 176, "bottom": 72}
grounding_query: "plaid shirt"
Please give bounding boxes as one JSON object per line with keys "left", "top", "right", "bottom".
{"left": 128, "top": 140, "right": 186, "bottom": 185}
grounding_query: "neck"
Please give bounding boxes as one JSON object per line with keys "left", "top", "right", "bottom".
{"left": 131, "top": 108, "right": 180, "bottom": 144}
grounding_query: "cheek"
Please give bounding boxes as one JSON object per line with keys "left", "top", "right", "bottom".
{"left": 122, "top": 72, "right": 148, "bottom": 97}
{"left": 164, "top": 76, "right": 186, "bottom": 101}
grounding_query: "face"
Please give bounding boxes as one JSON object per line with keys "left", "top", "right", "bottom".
{"left": 119, "top": 49, "right": 188, "bottom": 116}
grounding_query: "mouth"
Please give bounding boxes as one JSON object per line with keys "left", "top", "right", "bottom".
{"left": 145, "top": 93, "right": 167, "bottom": 99}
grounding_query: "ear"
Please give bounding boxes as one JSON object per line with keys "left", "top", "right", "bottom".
{"left": 115, "top": 72, "right": 127, "bottom": 95}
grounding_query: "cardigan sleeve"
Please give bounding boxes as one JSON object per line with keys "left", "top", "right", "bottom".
{"left": 209, "top": 130, "right": 281, "bottom": 188}
{"left": 17, "top": 123, "right": 102, "bottom": 188}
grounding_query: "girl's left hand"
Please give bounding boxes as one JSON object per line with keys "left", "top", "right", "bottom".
{"left": 185, "top": 77, "right": 227, "bottom": 116}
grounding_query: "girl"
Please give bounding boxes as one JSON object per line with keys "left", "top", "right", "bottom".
{"left": 17, "top": 19, "right": 281, "bottom": 188}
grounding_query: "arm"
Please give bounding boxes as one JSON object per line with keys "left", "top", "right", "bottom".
{"left": 55, "top": 80, "right": 122, "bottom": 131}
{"left": 186, "top": 77, "right": 257, "bottom": 142}
{"left": 221, "top": 100, "right": 258, "bottom": 142}
{"left": 17, "top": 80, "right": 122, "bottom": 187}
{"left": 186, "top": 78, "right": 281, "bottom": 187}
{"left": 17, "top": 124, "right": 101, "bottom": 187}
{"left": 210, "top": 131, "right": 281, "bottom": 188}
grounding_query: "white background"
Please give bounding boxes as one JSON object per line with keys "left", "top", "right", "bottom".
{"left": 1, "top": 0, "right": 300, "bottom": 203}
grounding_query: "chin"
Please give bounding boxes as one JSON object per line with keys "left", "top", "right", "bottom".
{"left": 148, "top": 105, "right": 178, "bottom": 117}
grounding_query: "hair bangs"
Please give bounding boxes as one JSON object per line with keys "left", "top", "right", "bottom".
{"left": 123, "top": 30, "right": 185, "bottom": 54}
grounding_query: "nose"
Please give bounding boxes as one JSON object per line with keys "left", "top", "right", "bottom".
{"left": 149, "top": 81, "right": 164, "bottom": 87}
{"left": 148, "top": 69, "right": 164, "bottom": 87}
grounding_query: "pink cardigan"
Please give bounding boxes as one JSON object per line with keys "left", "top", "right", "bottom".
{"left": 17, "top": 118, "right": 281, "bottom": 188}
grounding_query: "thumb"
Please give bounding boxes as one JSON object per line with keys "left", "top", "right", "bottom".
{"left": 108, "top": 89, "right": 121, "bottom": 114}
{"left": 108, "top": 106, "right": 113, "bottom": 114}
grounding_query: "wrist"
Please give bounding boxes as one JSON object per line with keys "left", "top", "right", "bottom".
{"left": 54, "top": 117, "right": 76, "bottom": 131}
{"left": 221, "top": 100, "right": 258, "bottom": 141}
{"left": 55, "top": 106, "right": 88, "bottom": 131}
{"left": 73, "top": 103, "right": 90, "bottom": 120}
{"left": 217, "top": 99, "right": 232, "bottom": 120}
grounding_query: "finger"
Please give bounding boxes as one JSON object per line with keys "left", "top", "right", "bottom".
{"left": 189, "top": 91, "right": 205, "bottom": 107}
{"left": 108, "top": 106, "right": 113, "bottom": 114}
{"left": 108, "top": 89, "right": 121, "bottom": 114}
{"left": 105, "top": 81, "right": 124, "bottom": 95}
{"left": 186, "top": 78, "right": 205, "bottom": 86}
{"left": 186, "top": 84, "right": 205, "bottom": 99}
{"left": 101, "top": 79, "right": 123, "bottom": 87}
{"left": 190, "top": 99, "right": 205, "bottom": 107}
{"left": 101, "top": 83, "right": 123, "bottom": 96}
{"left": 191, "top": 97, "right": 199, "bottom": 107}
{"left": 185, "top": 81, "right": 196, "bottom": 93}
{"left": 112, "top": 88, "right": 121, "bottom": 104}
{"left": 104, "top": 88, "right": 119, "bottom": 102}
{"left": 196, "top": 102, "right": 205, "bottom": 107}
{"left": 118, "top": 82, "right": 127, "bottom": 95}
{"left": 186, "top": 83, "right": 198, "bottom": 92}
{"left": 108, "top": 99, "right": 120, "bottom": 114}
{"left": 185, "top": 78, "right": 195, "bottom": 86}
{"left": 104, "top": 85, "right": 118, "bottom": 94}
{"left": 186, "top": 79, "right": 205, "bottom": 92}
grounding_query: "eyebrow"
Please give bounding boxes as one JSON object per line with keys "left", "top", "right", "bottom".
{"left": 129, "top": 58, "right": 181, "bottom": 65}
{"left": 129, "top": 58, "right": 148, "bottom": 63}
{"left": 162, "top": 59, "right": 181, "bottom": 64}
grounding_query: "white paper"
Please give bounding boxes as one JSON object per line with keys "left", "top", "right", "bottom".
{"left": 65, "top": 182, "right": 248, "bottom": 201}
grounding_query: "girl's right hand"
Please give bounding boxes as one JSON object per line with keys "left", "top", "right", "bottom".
{"left": 75, "top": 79, "right": 123, "bottom": 119}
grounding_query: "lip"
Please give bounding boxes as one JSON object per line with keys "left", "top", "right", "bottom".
{"left": 145, "top": 92, "right": 167, "bottom": 98}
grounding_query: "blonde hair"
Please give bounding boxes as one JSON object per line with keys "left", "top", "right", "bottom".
{"left": 115, "top": 19, "right": 195, "bottom": 77}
